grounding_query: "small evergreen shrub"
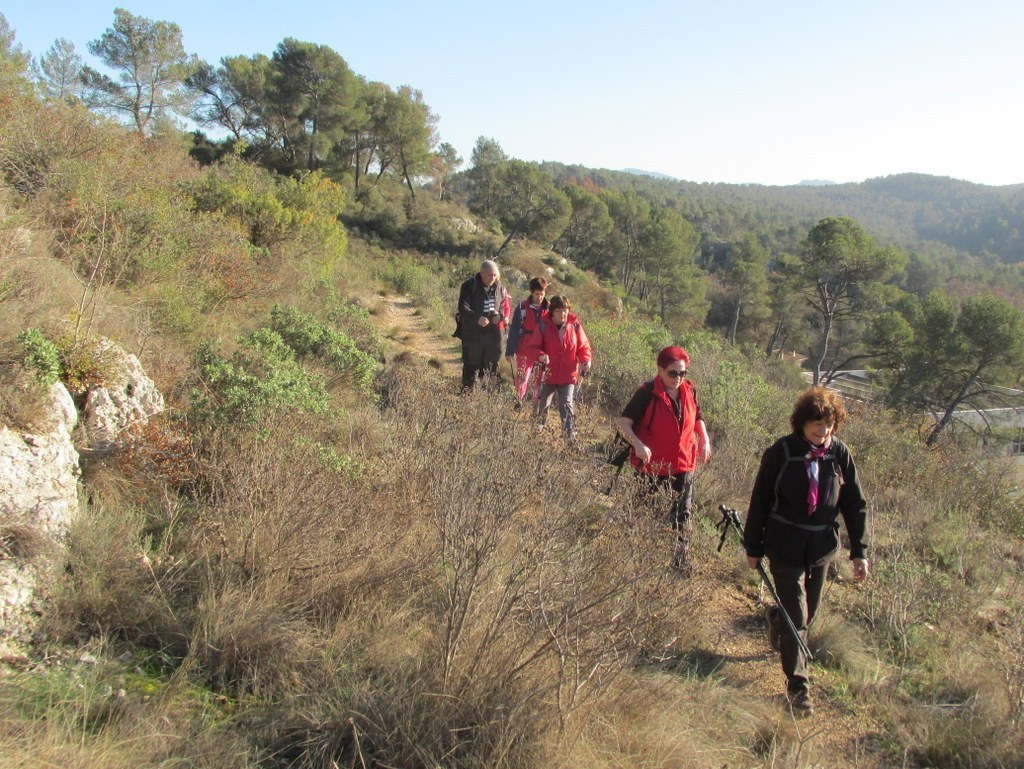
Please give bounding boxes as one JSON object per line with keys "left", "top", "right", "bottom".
{"left": 269, "top": 305, "right": 379, "bottom": 392}
{"left": 17, "top": 328, "right": 61, "bottom": 385}
{"left": 189, "top": 330, "right": 330, "bottom": 426}
{"left": 584, "top": 315, "right": 672, "bottom": 410}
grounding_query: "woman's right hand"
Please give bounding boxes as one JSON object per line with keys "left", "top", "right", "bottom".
{"left": 634, "top": 442, "right": 652, "bottom": 464}
{"left": 746, "top": 555, "right": 760, "bottom": 570}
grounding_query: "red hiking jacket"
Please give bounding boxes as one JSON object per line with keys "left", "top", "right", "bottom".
{"left": 629, "top": 375, "right": 700, "bottom": 476}
{"left": 537, "top": 313, "right": 592, "bottom": 385}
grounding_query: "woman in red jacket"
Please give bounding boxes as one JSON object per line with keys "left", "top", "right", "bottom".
{"left": 505, "top": 277, "right": 549, "bottom": 406}
{"left": 615, "top": 346, "right": 711, "bottom": 574}
{"left": 535, "top": 295, "right": 592, "bottom": 443}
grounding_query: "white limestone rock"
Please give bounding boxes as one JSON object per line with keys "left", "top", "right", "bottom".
{"left": 82, "top": 341, "right": 164, "bottom": 449}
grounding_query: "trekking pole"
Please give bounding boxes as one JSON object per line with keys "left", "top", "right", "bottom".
{"left": 603, "top": 441, "right": 629, "bottom": 495}
{"left": 716, "top": 505, "right": 814, "bottom": 661}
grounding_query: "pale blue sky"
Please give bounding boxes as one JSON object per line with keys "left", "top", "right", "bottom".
{"left": 4, "top": 1, "right": 1022, "bottom": 186}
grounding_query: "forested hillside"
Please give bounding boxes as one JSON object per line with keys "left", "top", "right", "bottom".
{"left": 543, "top": 163, "right": 1024, "bottom": 266}
{"left": 2, "top": 10, "right": 1024, "bottom": 769}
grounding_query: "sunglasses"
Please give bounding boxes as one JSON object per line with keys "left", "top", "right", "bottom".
{"left": 665, "top": 369, "right": 687, "bottom": 379}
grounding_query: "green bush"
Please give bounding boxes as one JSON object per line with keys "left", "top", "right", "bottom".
{"left": 269, "top": 305, "right": 379, "bottom": 392}
{"left": 17, "top": 328, "right": 61, "bottom": 385}
{"left": 584, "top": 314, "right": 672, "bottom": 411}
{"left": 189, "top": 330, "right": 330, "bottom": 426}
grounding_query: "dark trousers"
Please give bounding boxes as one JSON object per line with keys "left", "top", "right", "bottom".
{"left": 461, "top": 334, "right": 502, "bottom": 389}
{"left": 637, "top": 471, "right": 695, "bottom": 563}
{"left": 638, "top": 471, "right": 694, "bottom": 531}
{"left": 768, "top": 558, "right": 829, "bottom": 694}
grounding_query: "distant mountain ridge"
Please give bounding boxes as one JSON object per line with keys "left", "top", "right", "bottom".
{"left": 621, "top": 168, "right": 679, "bottom": 181}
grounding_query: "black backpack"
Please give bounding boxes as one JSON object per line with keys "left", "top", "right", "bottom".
{"left": 606, "top": 380, "right": 656, "bottom": 467}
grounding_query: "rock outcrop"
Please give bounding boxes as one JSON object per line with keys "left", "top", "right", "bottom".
{"left": 1, "top": 340, "right": 165, "bottom": 651}
{"left": 0, "top": 382, "right": 79, "bottom": 649}
{"left": 82, "top": 341, "right": 164, "bottom": 449}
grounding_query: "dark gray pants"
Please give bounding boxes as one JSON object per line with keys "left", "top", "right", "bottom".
{"left": 768, "top": 559, "right": 829, "bottom": 694}
{"left": 536, "top": 383, "right": 577, "bottom": 439}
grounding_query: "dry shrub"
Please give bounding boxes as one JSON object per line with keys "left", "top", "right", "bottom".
{"left": 557, "top": 672, "right": 789, "bottom": 769}
{"left": 0, "top": 517, "right": 51, "bottom": 560}
{"left": 0, "top": 364, "right": 56, "bottom": 432}
{"left": 192, "top": 585, "right": 319, "bottom": 697}
{"left": 0, "top": 661, "right": 252, "bottom": 769}
{"left": 188, "top": 409, "right": 411, "bottom": 602}
{"left": 249, "top": 365, "right": 696, "bottom": 769}
{"left": 44, "top": 503, "right": 190, "bottom": 656}
{"left": 810, "top": 610, "right": 885, "bottom": 695}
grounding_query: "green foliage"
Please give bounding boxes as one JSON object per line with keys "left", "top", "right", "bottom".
{"left": 186, "top": 159, "right": 347, "bottom": 262}
{"left": 789, "top": 216, "right": 906, "bottom": 382}
{"left": 189, "top": 331, "right": 329, "bottom": 426}
{"left": 269, "top": 304, "right": 378, "bottom": 392}
{"left": 373, "top": 253, "right": 434, "bottom": 295}
{"left": 312, "top": 441, "right": 364, "bottom": 477}
{"left": 17, "top": 328, "right": 61, "bottom": 385}
{"left": 15, "top": 329, "right": 116, "bottom": 396}
{"left": 697, "top": 358, "right": 775, "bottom": 443}
{"left": 81, "top": 9, "right": 197, "bottom": 135}
{"left": 584, "top": 314, "right": 672, "bottom": 410}
{"left": 872, "top": 290, "right": 1024, "bottom": 445}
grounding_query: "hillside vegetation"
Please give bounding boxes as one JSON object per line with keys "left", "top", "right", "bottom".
{"left": 2, "top": 12, "right": 1024, "bottom": 769}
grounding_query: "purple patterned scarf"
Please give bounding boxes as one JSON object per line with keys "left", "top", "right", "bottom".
{"left": 804, "top": 441, "right": 832, "bottom": 516}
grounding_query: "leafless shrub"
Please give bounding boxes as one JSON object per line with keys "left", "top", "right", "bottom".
{"left": 42, "top": 501, "right": 194, "bottom": 656}
{"left": 246, "top": 367, "right": 692, "bottom": 768}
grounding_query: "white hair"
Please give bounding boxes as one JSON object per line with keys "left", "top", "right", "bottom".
{"left": 480, "top": 259, "right": 499, "bottom": 275}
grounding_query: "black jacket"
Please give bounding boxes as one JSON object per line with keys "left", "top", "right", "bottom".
{"left": 743, "top": 432, "right": 868, "bottom": 566}
{"left": 455, "top": 274, "right": 510, "bottom": 342}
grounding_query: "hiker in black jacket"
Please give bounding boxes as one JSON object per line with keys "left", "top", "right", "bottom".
{"left": 454, "top": 260, "right": 511, "bottom": 390}
{"left": 742, "top": 386, "right": 869, "bottom": 716}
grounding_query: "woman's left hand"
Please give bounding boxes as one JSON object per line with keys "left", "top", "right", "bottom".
{"left": 851, "top": 557, "right": 870, "bottom": 582}
{"left": 699, "top": 437, "right": 711, "bottom": 464}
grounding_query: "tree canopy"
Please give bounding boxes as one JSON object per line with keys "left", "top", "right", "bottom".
{"left": 81, "top": 8, "right": 198, "bottom": 134}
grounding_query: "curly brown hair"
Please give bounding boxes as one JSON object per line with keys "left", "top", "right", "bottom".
{"left": 790, "top": 386, "right": 848, "bottom": 433}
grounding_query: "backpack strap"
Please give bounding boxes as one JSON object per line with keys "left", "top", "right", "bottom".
{"left": 768, "top": 439, "right": 837, "bottom": 530}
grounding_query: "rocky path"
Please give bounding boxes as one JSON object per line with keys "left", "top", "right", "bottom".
{"left": 686, "top": 549, "right": 888, "bottom": 767}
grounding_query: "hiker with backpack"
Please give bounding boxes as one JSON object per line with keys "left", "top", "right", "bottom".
{"left": 614, "top": 346, "right": 711, "bottom": 575}
{"left": 741, "top": 386, "right": 869, "bottom": 717}
{"left": 535, "top": 295, "right": 592, "bottom": 444}
{"left": 505, "top": 277, "right": 550, "bottom": 407}
{"left": 454, "top": 260, "right": 512, "bottom": 391}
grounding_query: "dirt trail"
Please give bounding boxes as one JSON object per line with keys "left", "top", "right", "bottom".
{"left": 372, "top": 294, "right": 462, "bottom": 376}
{"left": 684, "top": 548, "right": 887, "bottom": 767}
{"left": 371, "top": 293, "right": 888, "bottom": 767}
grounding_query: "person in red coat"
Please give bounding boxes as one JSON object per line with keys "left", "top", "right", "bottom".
{"left": 615, "top": 346, "right": 711, "bottom": 574}
{"left": 505, "top": 276, "right": 549, "bottom": 406}
{"left": 535, "top": 295, "right": 592, "bottom": 443}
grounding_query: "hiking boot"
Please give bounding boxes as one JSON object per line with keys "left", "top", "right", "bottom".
{"left": 765, "top": 605, "right": 781, "bottom": 652}
{"left": 787, "top": 689, "right": 814, "bottom": 717}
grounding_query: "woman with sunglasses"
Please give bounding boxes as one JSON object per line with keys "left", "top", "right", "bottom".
{"left": 615, "top": 346, "right": 711, "bottom": 574}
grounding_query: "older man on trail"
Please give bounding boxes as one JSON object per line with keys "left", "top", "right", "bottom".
{"left": 455, "top": 259, "right": 511, "bottom": 390}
